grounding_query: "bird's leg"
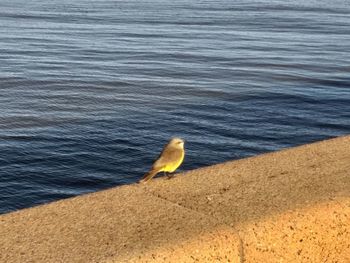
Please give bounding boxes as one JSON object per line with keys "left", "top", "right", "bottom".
{"left": 167, "top": 173, "right": 174, "bottom": 179}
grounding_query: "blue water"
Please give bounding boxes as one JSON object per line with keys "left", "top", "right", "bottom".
{"left": 0, "top": 0, "right": 349, "bottom": 214}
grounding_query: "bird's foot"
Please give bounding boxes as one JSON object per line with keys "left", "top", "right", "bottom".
{"left": 167, "top": 173, "right": 175, "bottom": 179}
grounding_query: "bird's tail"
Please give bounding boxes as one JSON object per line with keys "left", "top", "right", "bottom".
{"left": 139, "top": 169, "right": 159, "bottom": 183}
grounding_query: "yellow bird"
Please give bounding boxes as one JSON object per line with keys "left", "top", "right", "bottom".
{"left": 139, "top": 137, "right": 185, "bottom": 183}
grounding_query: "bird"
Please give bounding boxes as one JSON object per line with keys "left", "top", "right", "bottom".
{"left": 139, "top": 137, "right": 185, "bottom": 183}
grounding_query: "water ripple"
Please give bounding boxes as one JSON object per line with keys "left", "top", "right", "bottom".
{"left": 0, "top": 0, "right": 349, "bottom": 214}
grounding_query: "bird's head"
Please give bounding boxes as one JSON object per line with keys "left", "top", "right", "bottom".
{"left": 169, "top": 137, "right": 185, "bottom": 149}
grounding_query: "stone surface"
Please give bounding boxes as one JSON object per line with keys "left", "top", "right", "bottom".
{"left": 0, "top": 186, "right": 241, "bottom": 263}
{"left": 0, "top": 135, "right": 349, "bottom": 262}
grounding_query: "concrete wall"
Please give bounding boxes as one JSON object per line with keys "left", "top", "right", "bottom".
{"left": 1, "top": 135, "right": 349, "bottom": 262}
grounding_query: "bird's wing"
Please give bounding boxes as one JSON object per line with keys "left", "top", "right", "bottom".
{"left": 153, "top": 146, "right": 182, "bottom": 169}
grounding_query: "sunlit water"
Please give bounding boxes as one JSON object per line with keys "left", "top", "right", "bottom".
{"left": 0, "top": 0, "right": 349, "bottom": 214}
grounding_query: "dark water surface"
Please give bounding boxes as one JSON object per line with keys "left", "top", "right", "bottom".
{"left": 0, "top": 0, "right": 349, "bottom": 214}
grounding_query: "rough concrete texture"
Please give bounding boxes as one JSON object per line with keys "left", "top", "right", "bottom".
{"left": 0, "top": 135, "right": 349, "bottom": 262}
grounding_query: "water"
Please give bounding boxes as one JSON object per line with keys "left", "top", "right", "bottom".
{"left": 0, "top": 0, "right": 349, "bottom": 214}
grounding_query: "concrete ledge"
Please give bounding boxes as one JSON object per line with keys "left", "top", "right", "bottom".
{"left": 1, "top": 135, "right": 349, "bottom": 262}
